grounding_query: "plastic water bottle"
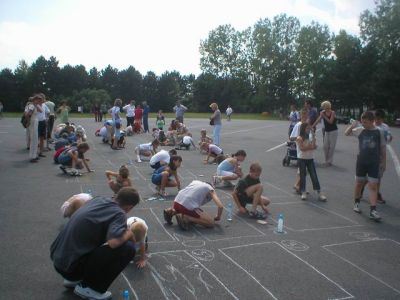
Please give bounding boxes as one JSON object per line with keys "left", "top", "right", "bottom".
{"left": 277, "top": 214, "right": 284, "bottom": 233}
{"left": 123, "top": 290, "right": 129, "bottom": 300}
{"left": 87, "top": 189, "right": 92, "bottom": 196}
{"left": 227, "top": 202, "right": 233, "bottom": 221}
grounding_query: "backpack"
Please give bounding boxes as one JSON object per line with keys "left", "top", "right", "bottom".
{"left": 21, "top": 114, "right": 30, "bottom": 128}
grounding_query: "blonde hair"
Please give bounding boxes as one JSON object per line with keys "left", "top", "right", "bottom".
{"left": 321, "top": 100, "right": 331, "bottom": 110}
{"left": 209, "top": 102, "right": 218, "bottom": 110}
{"left": 250, "top": 162, "right": 262, "bottom": 173}
{"left": 130, "top": 221, "right": 147, "bottom": 242}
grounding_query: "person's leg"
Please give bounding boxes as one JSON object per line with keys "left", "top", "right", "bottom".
{"left": 323, "top": 132, "right": 330, "bottom": 164}
{"left": 326, "top": 130, "right": 338, "bottom": 165}
{"left": 260, "top": 195, "right": 271, "bottom": 213}
{"left": 184, "top": 209, "right": 215, "bottom": 228}
{"left": 47, "top": 115, "right": 55, "bottom": 141}
{"left": 214, "top": 125, "right": 221, "bottom": 145}
{"left": 245, "top": 183, "right": 263, "bottom": 212}
{"left": 307, "top": 159, "right": 321, "bottom": 191}
{"left": 29, "top": 121, "right": 39, "bottom": 160}
{"left": 81, "top": 242, "right": 135, "bottom": 293}
{"left": 298, "top": 159, "right": 307, "bottom": 194}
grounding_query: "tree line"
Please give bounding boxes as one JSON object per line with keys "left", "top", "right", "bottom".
{"left": 0, "top": 0, "right": 398, "bottom": 118}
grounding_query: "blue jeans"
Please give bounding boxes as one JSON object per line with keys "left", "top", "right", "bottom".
{"left": 298, "top": 158, "right": 320, "bottom": 192}
{"left": 213, "top": 124, "right": 222, "bottom": 145}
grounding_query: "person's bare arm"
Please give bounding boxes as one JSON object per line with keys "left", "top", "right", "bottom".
{"left": 105, "top": 170, "right": 118, "bottom": 180}
{"left": 210, "top": 191, "right": 223, "bottom": 221}
{"left": 172, "top": 170, "right": 181, "bottom": 190}
{"left": 231, "top": 190, "right": 247, "bottom": 214}
{"left": 107, "top": 229, "right": 135, "bottom": 249}
{"left": 136, "top": 243, "right": 147, "bottom": 269}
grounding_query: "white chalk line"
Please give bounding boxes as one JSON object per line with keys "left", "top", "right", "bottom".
{"left": 265, "top": 142, "right": 287, "bottom": 152}
{"left": 150, "top": 208, "right": 176, "bottom": 242}
{"left": 307, "top": 202, "right": 359, "bottom": 225}
{"left": 387, "top": 145, "right": 400, "bottom": 181}
{"left": 323, "top": 239, "right": 400, "bottom": 295}
{"left": 220, "top": 242, "right": 353, "bottom": 299}
{"left": 121, "top": 272, "right": 140, "bottom": 300}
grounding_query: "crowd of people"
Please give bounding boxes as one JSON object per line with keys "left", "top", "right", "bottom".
{"left": 20, "top": 93, "right": 392, "bottom": 300}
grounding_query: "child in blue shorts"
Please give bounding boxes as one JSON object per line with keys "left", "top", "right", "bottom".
{"left": 152, "top": 155, "right": 182, "bottom": 196}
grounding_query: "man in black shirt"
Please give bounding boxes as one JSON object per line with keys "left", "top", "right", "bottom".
{"left": 50, "top": 187, "right": 140, "bottom": 300}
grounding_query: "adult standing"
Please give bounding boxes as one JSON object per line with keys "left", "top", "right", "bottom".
{"left": 50, "top": 187, "right": 140, "bottom": 300}
{"left": 288, "top": 104, "right": 300, "bottom": 137}
{"left": 123, "top": 100, "right": 135, "bottom": 127}
{"left": 37, "top": 95, "right": 50, "bottom": 157}
{"left": 209, "top": 102, "right": 222, "bottom": 146}
{"left": 100, "top": 102, "right": 108, "bottom": 122}
{"left": 45, "top": 98, "right": 56, "bottom": 142}
{"left": 173, "top": 101, "right": 188, "bottom": 124}
{"left": 26, "top": 94, "right": 43, "bottom": 162}
{"left": 305, "top": 99, "right": 318, "bottom": 129}
{"left": 313, "top": 100, "right": 338, "bottom": 166}
{"left": 226, "top": 105, "right": 233, "bottom": 121}
{"left": 57, "top": 100, "right": 70, "bottom": 124}
{"left": 142, "top": 101, "right": 150, "bottom": 133}
{"left": 110, "top": 99, "right": 122, "bottom": 150}
{"left": 93, "top": 103, "right": 101, "bottom": 122}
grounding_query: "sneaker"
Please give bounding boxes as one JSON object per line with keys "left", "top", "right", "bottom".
{"left": 74, "top": 284, "right": 112, "bottom": 300}
{"left": 353, "top": 203, "right": 361, "bottom": 213}
{"left": 369, "top": 210, "right": 381, "bottom": 222}
{"left": 163, "top": 208, "right": 174, "bottom": 225}
{"left": 301, "top": 192, "right": 307, "bottom": 201}
{"left": 318, "top": 192, "right": 327, "bottom": 202}
{"left": 63, "top": 279, "right": 81, "bottom": 288}
{"left": 212, "top": 176, "right": 222, "bottom": 186}
{"left": 248, "top": 210, "right": 266, "bottom": 220}
{"left": 175, "top": 214, "right": 189, "bottom": 231}
{"left": 59, "top": 165, "right": 68, "bottom": 174}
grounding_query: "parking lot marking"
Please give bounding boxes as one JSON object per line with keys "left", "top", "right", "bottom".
{"left": 323, "top": 239, "right": 400, "bottom": 295}
{"left": 388, "top": 145, "right": 400, "bottom": 180}
{"left": 121, "top": 272, "right": 139, "bottom": 300}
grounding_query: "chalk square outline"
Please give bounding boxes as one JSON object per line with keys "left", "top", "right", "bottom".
{"left": 219, "top": 241, "right": 354, "bottom": 300}
{"left": 323, "top": 238, "right": 400, "bottom": 295}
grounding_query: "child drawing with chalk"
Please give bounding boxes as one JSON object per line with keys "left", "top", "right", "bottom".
{"left": 151, "top": 155, "right": 182, "bottom": 196}
{"left": 201, "top": 142, "right": 223, "bottom": 164}
{"left": 135, "top": 139, "right": 160, "bottom": 163}
{"left": 231, "top": 162, "right": 271, "bottom": 220}
{"left": 105, "top": 165, "right": 132, "bottom": 195}
{"left": 60, "top": 193, "right": 93, "bottom": 218}
{"left": 127, "top": 216, "right": 148, "bottom": 269}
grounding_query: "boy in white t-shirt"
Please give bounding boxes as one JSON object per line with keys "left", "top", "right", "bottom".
{"left": 163, "top": 180, "right": 223, "bottom": 230}
{"left": 127, "top": 216, "right": 148, "bottom": 268}
{"left": 60, "top": 193, "right": 93, "bottom": 218}
{"left": 178, "top": 133, "right": 197, "bottom": 150}
{"left": 134, "top": 139, "right": 160, "bottom": 163}
{"left": 149, "top": 149, "right": 177, "bottom": 170}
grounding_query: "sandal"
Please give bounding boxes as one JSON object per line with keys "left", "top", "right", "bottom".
{"left": 249, "top": 210, "right": 266, "bottom": 220}
{"left": 163, "top": 209, "right": 174, "bottom": 225}
{"left": 175, "top": 214, "right": 189, "bottom": 231}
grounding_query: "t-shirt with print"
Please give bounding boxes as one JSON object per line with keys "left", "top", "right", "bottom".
{"left": 357, "top": 127, "right": 386, "bottom": 164}
{"left": 235, "top": 175, "right": 260, "bottom": 196}
{"left": 111, "top": 106, "right": 121, "bottom": 124}
{"left": 50, "top": 197, "right": 127, "bottom": 272}
{"left": 174, "top": 180, "right": 214, "bottom": 210}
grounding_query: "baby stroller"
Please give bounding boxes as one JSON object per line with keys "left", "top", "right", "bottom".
{"left": 282, "top": 141, "right": 297, "bottom": 166}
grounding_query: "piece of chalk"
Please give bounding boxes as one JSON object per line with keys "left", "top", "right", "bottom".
{"left": 198, "top": 174, "right": 204, "bottom": 177}
{"left": 257, "top": 220, "right": 268, "bottom": 225}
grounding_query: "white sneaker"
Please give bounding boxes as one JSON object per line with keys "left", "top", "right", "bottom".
{"left": 63, "top": 279, "right": 81, "bottom": 288}
{"left": 74, "top": 284, "right": 112, "bottom": 300}
{"left": 301, "top": 192, "right": 307, "bottom": 200}
{"left": 369, "top": 210, "right": 382, "bottom": 221}
{"left": 317, "top": 192, "right": 327, "bottom": 202}
{"left": 212, "top": 176, "right": 222, "bottom": 186}
{"left": 353, "top": 203, "right": 361, "bottom": 213}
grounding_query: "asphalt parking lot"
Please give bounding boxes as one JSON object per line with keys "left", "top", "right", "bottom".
{"left": 0, "top": 117, "right": 399, "bottom": 300}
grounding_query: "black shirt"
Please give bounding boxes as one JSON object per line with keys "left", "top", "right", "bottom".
{"left": 50, "top": 197, "right": 127, "bottom": 272}
{"left": 235, "top": 175, "right": 260, "bottom": 195}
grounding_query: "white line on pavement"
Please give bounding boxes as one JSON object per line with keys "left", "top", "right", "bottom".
{"left": 387, "top": 145, "right": 400, "bottom": 181}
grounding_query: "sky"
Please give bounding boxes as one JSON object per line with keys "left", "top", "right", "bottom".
{"left": 0, "top": 0, "right": 376, "bottom": 76}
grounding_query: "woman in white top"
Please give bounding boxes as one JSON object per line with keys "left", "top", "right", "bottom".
{"left": 123, "top": 100, "right": 135, "bottom": 127}
{"left": 296, "top": 123, "right": 327, "bottom": 201}
{"left": 26, "top": 94, "right": 43, "bottom": 162}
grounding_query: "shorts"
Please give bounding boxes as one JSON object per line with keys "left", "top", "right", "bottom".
{"left": 38, "top": 120, "right": 47, "bottom": 138}
{"left": 58, "top": 153, "right": 72, "bottom": 165}
{"left": 217, "top": 170, "right": 236, "bottom": 177}
{"left": 173, "top": 202, "right": 200, "bottom": 218}
{"left": 355, "top": 159, "right": 379, "bottom": 183}
{"left": 238, "top": 193, "right": 253, "bottom": 208}
{"left": 150, "top": 162, "right": 161, "bottom": 170}
{"left": 152, "top": 172, "right": 169, "bottom": 185}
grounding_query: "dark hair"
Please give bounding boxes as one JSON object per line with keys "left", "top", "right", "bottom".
{"left": 119, "top": 165, "right": 129, "bottom": 178}
{"left": 305, "top": 99, "right": 313, "bottom": 107}
{"left": 232, "top": 150, "right": 246, "bottom": 157}
{"left": 169, "top": 149, "right": 177, "bottom": 156}
{"left": 299, "top": 123, "right": 309, "bottom": 140}
{"left": 375, "top": 109, "right": 385, "bottom": 119}
{"left": 169, "top": 155, "right": 182, "bottom": 170}
{"left": 151, "top": 139, "right": 160, "bottom": 146}
{"left": 77, "top": 142, "right": 90, "bottom": 152}
{"left": 361, "top": 111, "right": 375, "bottom": 121}
{"left": 115, "top": 187, "right": 140, "bottom": 207}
